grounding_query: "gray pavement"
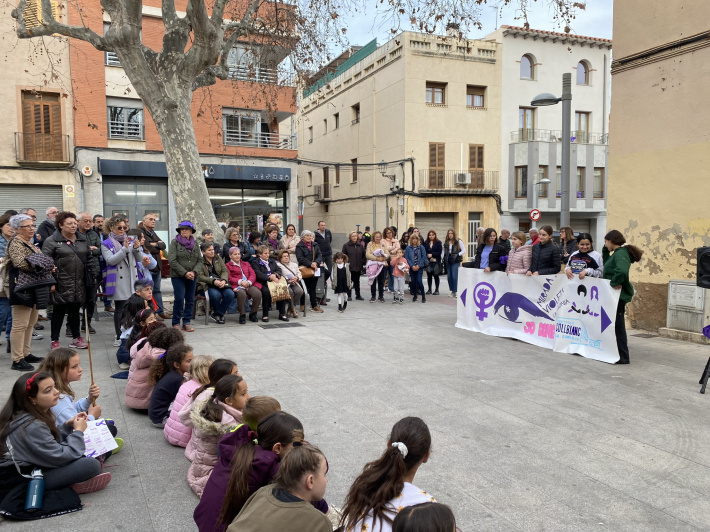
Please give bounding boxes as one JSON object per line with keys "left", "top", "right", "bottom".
{"left": 2, "top": 279, "right": 710, "bottom": 531}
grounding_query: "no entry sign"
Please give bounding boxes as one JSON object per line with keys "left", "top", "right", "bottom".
{"left": 529, "top": 209, "right": 541, "bottom": 222}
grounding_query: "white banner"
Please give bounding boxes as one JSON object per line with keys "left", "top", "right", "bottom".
{"left": 456, "top": 269, "right": 620, "bottom": 364}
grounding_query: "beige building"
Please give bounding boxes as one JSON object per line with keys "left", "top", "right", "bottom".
{"left": 0, "top": 0, "right": 77, "bottom": 215}
{"left": 607, "top": 0, "right": 710, "bottom": 333}
{"left": 297, "top": 31, "right": 502, "bottom": 253}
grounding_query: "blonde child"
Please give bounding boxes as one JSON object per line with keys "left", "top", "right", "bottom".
{"left": 164, "top": 354, "right": 215, "bottom": 448}
{"left": 40, "top": 348, "right": 123, "bottom": 453}
{"left": 389, "top": 248, "right": 409, "bottom": 304}
{"left": 187, "top": 374, "right": 249, "bottom": 498}
{"left": 148, "top": 344, "right": 194, "bottom": 427}
{"left": 331, "top": 251, "right": 352, "bottom": 313}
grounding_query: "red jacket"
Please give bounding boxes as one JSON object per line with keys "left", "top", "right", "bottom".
{"left": 226, "top": 260, "right": 259, "bottom": 290}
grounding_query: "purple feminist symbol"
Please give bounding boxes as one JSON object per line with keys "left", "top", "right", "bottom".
{"left": 473, "top": 282, "right": 496, "bottom": 321}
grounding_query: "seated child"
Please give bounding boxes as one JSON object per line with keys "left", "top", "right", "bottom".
{"left": 340, "top": 417, "right": 435, "bottom": 532}
{"left": 116, "top": 298, "right": 152, "bottom": 368}
{"left": 148, "top": 344, "right": 194, "bottom": 427}
{"left": 179, "top": 358, "right": 239, "bottom": 461}
{"left": 227, "top": 443, "right": 331, "bottom": 532}
{"left": 187, "top": 374, "right": 248, "bottom": 498}
{"left": 126, "top": 309, "right": 157, "bottom": 354}
{"left": 40, "top": 348, "right": 122, "bottom": 453}
{"left": 0, "top": 373, "right": 111, "bottom": 500}
{"left": 194, "top": 396, "right": 283, "bottom": 532}
{"left": 392, "top": 502, "right": 457, "bottom": 532}
{"left": 164, "top": 354, "right": 215, "bottom": 448}
{"left": 124, "top": 325, "right": 183, "bottom": 410}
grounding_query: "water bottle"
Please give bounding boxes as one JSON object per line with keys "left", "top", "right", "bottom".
{"left": 24, "top": 469, "right": 44, "bottom": 511}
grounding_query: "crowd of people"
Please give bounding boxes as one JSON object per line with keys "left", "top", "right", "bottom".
{"left": 0, "top": 204, "right": 642, "bottom": 526}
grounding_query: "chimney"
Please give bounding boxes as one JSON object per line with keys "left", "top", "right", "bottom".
{"left": 446, "top": 22, "right": 461, "bottom": 39}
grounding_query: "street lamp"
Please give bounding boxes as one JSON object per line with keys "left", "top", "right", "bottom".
{"left": 531, "top": 177, "right": 551, "bottom": 229}
{"left": 531, "top": 72, "right": 572, "bottom": 230}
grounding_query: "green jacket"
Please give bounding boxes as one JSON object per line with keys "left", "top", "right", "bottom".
{"left": 602, "top": 246, "right": 635, "bottom": 303}
{"left": 168, "top": 239, "right": 201, "bottom": 278}
{"left": 197, "top": 254, "right": 229, "bottom": 292}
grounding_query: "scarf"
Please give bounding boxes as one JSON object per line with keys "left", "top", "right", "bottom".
{"left": 176, "top": 234, "right": 195, "bottom": 251}
{"left": 260, "top": 259, "right": 271, "bottom": 275}
{"left": 268, "top": 238, "right": 278, "bottom": 250}
{"left": 305, "top": 241, "right": 312, "bottom": 251}
{"left": 108, "top": 231, "right": 125, "bottom": 252}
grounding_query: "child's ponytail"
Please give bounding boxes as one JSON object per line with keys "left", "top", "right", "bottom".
{"left": 148, "top": 343, "right": 193, "bottom": 386}
{"left": 126, "top": 308, "right": 155, "bottom": 351}
{"left": 340, "top": 417, "right": 432, "bottom": 531}
{"left": 200, "top": 374, "right": 242, "bottom": 423}
{"left": 191, "top": 358, "right": 237, "bottom": 401}
{"left": 217, "top": 411, "right": 304, "bottom": 528}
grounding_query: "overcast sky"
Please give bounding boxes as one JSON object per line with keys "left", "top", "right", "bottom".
{"left": 333, "top": 0, "right": 613, "bottom": 52}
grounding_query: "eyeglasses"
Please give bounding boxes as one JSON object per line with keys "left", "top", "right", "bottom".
{"left": 114, "top": 225, "right": 128, "bottom": 230}
{"left": 19, "top": 224, "right": 35, "bottom": 229}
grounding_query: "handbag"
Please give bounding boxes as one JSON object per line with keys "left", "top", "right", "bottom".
{"left": 426, "top": 261, "right": 442, "bottom": 276}
{"left": 299, "top": 246, "right": 316, "bottom": 279}
{"left": 267, "top": 277, "right": 291, "bottom": 302}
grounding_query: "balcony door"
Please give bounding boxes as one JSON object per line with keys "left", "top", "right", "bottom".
{"left": 21, "top": 91, "right": 63, "bottom": 161}
{"left": 468, "top": 144, "right": 484, "bottom": 188}
{"left": 428, "top": 143, "right": 445, "bottom": 188}
{"left": 519, "top": 107, "right": 535, "bottom": 141}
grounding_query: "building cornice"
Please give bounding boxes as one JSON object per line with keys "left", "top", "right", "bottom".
{"left": 611, "top": 31, "right": 710, "bottom": 74}
{"left": 501, "top": 25, "right": 612, "bottom": 50}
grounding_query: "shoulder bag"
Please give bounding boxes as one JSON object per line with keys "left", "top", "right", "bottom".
{"left": 299, "top": 247, "right": 315, "bottom": 279}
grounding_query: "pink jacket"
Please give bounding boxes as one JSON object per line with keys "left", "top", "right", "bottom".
{"left": 163, "top": 378, "right": 201, "bottom": 449}
{"left": 124, "top": 340, "right": 163, "bottom": 410}
{"left": 184, "top": 395, "right": 242, "bottom": 498}
{"left": 179, "top": 388, "right": 212, "bottom": 461}
{"left": 506, "top": 245, "right": 533, "bottom": 274}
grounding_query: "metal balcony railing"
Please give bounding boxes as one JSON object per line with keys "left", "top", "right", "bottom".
{"left": 510, "top": 129, "right": 608, "bottom": 144}
{"left": 418, "top": 169, "right": 499, "bottom": 192}
{"left": 108, "top": 120, "right": 145, "bottom": 140}
{"left": 226, "top": 65, "right": 295, "bottom": 86}
{"left": 15, "top": 132, "right": 70, "bottom": 163}
{"left": 223, "top": 130, "right": 295, "bottom": 149}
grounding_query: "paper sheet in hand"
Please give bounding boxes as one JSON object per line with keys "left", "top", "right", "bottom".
{"left": 83, "top": 418, "right": 118, "bottom": 457}
{"left": 314, "top": 268, "right": 321, "bottom": 277}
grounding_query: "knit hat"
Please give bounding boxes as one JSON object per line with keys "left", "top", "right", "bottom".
{"left": 177, "top": 221, "right": 196, "bottom": 233}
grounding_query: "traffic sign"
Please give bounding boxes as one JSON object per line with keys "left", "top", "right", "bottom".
{"left": 529, "top": 209, "right": 541, "bottom": 222}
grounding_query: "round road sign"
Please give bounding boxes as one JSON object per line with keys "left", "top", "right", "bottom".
{"left": 529, "top": 209, "right": 541, "bottom": 222}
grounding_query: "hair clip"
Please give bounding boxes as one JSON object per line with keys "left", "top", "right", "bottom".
{"left": 391, "top": 441, "right": 408, "bottom": 458}
{"left": 292, "top": 441, "right": 303, "bottom": 447}
{"left": 25, "top": 373, "right": 39, "bottom": 393}
{"left": 158, "top": 351, "right": 167, "bottom": 359}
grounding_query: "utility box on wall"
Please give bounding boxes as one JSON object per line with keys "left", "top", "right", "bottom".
{"left": 659, "top": 280, "right": 710, "bottom": 345}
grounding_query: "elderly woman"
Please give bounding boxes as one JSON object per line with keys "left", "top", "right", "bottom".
{"left": 5, "top": 214, "right": 51, "bottom": 371}
{"left": 278, "top": 223, "right": 300, "bottom": 264}
{"left": 295, "top": 230, "right": 323, "bottom": 313}
{"left": 225, "top": 246, "right": 261, "bottom": 324}
{"left": 342, "top": 231, "right": 366, "bottom": 301}
{"left": 366, "top": 231, "right": 390, "bottom": 303}
{"left": 169, "top": 221, "right": 201, "bottom": 332}
{"left": 42, "top": 211, "right": 97, "bottom": 351}
{"left": 250, "top": 245, "right": 288, "bottom": 322}
{"left": 263, "top": 224, "right": 281, "bottom": 257}
{"left": 101, "top": 215, "right": 145, "bottom": 346}
{"left": 276, "top": 249, "right": 304, "bottom": 319}
{"left": 197, "top": 241, "right": 234, "bottom": 324}
{"left": 0, "top": 214, "right": 14, "bottom": 350}
{"left": 222, "top": 227, "right": 244, "bottom": 260}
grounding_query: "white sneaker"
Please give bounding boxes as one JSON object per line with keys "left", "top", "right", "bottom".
{"left": 113, "top": 339, "right": 122, "bottom": 347}
{"left": 118, "top": 362, "right": 130, "bottom": 370}
{"left": 32, "top": 331, "right": 43, "bottom": 340}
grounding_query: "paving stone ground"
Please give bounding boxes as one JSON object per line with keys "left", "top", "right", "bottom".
{"left": 1, "top": 279, "right": 710, "bottom": 531}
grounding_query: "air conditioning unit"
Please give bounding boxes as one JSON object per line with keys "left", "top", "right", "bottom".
{"left": 314, "top": 185, "right": 321, "bottom": 199}
{"left": 455, "top": 172, "right": 471, "bottom": 185}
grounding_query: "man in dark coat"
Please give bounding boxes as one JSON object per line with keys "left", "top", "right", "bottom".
{"left": 139, "top": 213, "right": 170, "bottom": 320}
{"left": 314, "top": 221, "right": 332, "bottom": 306}
{"left": 36, "top": 206, "right": 59, "bottom": 249}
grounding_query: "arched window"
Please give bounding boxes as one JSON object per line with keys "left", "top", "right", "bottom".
{"left": 520, "top": 54, "right": 534, "bottom": 80}
{"left": 577, "top": 61, "right": 590, "bottom": 85}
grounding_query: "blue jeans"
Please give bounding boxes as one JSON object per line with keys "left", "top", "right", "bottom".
{"left": 151, "top": 269, "right": 164, "bottom": 315}
{"left": 387, "top": 264, "right": 394, "bottom": 291}
{"left": 171, "top": 277, "right": 196, "bottom": 327}
{"left": 447, "top": 261, "right": 460, "bottom": 293}
{"left": 410, "top": 268, "right": 425, "bottom": 297}
{"left": 0, "top": 297, "right": 10, "bottom": 339}
{"left": 207, "top": 286, "right": 235, "bottom": 316}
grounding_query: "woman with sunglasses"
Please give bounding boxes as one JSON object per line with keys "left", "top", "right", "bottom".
{"left": 101, "top": 215, "right": 145, "bottom": 346}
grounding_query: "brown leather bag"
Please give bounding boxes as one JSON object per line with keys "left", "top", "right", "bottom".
{"left": 299, "top": 246, "right": 315, "bottom": 278}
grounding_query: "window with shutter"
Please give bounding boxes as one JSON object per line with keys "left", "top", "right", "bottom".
{"left": 20, "top": 91, "right": 63, "bottom": 161}
{"left": 322, "top": 167, "right": 330, "bottom": 199}
{"left": 428, "top": 143, "right": 445, "bottom": 188}
{"left": 468, "top": 144, "right": 484, "bottom": 188}
{"left": 466, "top": 86, "right": 486, "bottom": 108}
{"left": 22, "top": 0, "right": 58, "bottom": 28}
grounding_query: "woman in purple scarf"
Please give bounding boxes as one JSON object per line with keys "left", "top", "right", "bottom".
{"left": 168, "top": 221, "right": 201, "bottom": 332}
{"left": 264, "top": 224, "right": 280, "bottom": 258}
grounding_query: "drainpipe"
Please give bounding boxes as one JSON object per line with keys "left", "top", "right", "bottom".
{"left": 602, "top": 53, "right": 608, "bottom": 137}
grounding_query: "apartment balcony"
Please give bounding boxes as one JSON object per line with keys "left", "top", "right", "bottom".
{"left": 226, "top": 65, "right": 295, "bottom": 86}
{"left": 510, "top": 129, "right": 608, "bottom": 145}
{"left": 418, "top": 169, "right": 499, "bottom": 194}
{"left": 15, "top": 132, "right": 70, "bottom": 166}
{"left": 224, "top": 131, "right": 295, "bottom": 150}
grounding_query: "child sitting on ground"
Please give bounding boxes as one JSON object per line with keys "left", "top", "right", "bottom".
{"left": 389, "top": 248, "right": 409, "bottom": 304}
{"left": 148, "top": 344, "right": 194, "bottom": 427}
{"left": 124, "top": 324, "right": 183, "bottom": 410}
{"left": 164, "top": 354, "right": 215, "bottom": 449}
{"left": 179, "top": 358, "right": 240, "bottom": 461}
{"left": 331, "top": 252, "right": 352, "bottom": 313}
{"left": 187, "top": 374, "right": 248, "bottom": 498}
{"left": 116, "top": 297, "right": 153, "bottom": 369}
{"left": 227, "top": 443, "right": 332, "bottom": 532}
{"left": 392, "top": 502, "right": 457, "bottom": 532}
{"left": 40, "top": 348, "right": 123, "bottom": 453}
{"left": 194, "top": 397, "right": 283, "bottom": 532}
{"left": 125, "top": 309, "right": 157, "bottom": 354}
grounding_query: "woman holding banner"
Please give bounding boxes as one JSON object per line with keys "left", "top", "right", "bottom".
{"left": 467, "top": 228, "right": 507, "bottom": 272}
{"left": 526, "top": 226, "right": 561, "bottom": 276}
{"left": 603, "top": 230, "right": 644, "bottom": 365}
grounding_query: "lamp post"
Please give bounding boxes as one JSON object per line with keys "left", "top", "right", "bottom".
{"left": 531, "top": 177, "right": 551, "bottom": 229}
{"left": 531, "top": 73, "right": 572, "bottom": 229}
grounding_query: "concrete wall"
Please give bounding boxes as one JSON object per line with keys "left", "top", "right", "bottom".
{"left": 607, "top": 1, "right": 710, "bottom": 331}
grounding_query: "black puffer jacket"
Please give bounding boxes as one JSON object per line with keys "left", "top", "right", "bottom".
{"left": 342, "top": 241, "right": 365, "bottom": 272}
{"left": 466, "top": 243, "right": 507, "bottom": 271}
{"left": 295, "top": 240, "right": 322, "bottom": 269}
{"left": 42, "top": 229, "right": 96, "bottom": 305}
{"left": 528, "top": 241, "right": 562, "bottom": 275}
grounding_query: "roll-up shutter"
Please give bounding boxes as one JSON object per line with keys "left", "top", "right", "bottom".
{"left": 0, "top": 185, "right": 64, "bottom": 216}
{"left": 414, "top": 212, "right": 455, "bottom": 242}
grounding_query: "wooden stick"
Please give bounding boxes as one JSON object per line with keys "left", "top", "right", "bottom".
{"left": 84, "top": 308, "right": 96, "bottom": 407}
